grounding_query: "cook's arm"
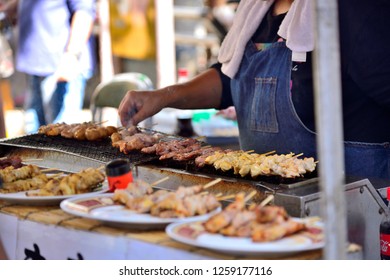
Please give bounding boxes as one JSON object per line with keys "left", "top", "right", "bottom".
{"left": 118, "top": 68, "right": 223, "bottom": 127}
{"left": 56, "top": 1, "right": 95, "bottom": 81}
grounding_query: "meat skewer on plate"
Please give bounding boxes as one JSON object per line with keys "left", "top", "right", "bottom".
{"left": 29, "top": 167, "right": 106, "bottom": 196}
{"left": 202, "top": 192, "right": 307, "bottom": 242}
{"left": 0, "top": 174, "right": 52, "bottom": 194}
{"left": 0, "top": 156, "right": 23, "bottom": 170}
{"left": 113, "top": 178, "right": 223, "bottom": 218}
{"left": 0, "top": 164, "right": 42, "bottom": 183}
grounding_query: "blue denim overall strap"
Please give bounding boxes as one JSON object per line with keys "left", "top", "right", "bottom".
{"left": 231, "top": 41, "right": 317, "bottom": 158}
{"left": 231, "top": 41, "right": 390, "bottom": 179}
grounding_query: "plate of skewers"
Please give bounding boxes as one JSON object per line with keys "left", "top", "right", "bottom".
{"left": 60, "top": 177, "right": 225, "bottom": 230}
{"left": 0, "top": 162, "right": 109, "bottom": 206}
{"left": 165, "top": 193, "right": 324, "bottom": 258}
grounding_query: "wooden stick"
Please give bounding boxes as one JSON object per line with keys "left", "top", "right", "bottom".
{"left": 201, "top": 145, "right": 212, "bottom": 150}
{"left": 195, "top": 136, "right": 206, "bottom": 141}
{"left": 244, "top": 190, "right": 257, "bottom": 203}
{"left": 203, "top": 178, "right": 222, "bottom": 189}
{"left": 292, "top": 153, "right": 304, "bottom": 159}
{"left": 259, "top": 194, "right": 274, "bottom": 207}
{"left": 97, "top": 165, "right": 105, "bottom": 171}
{"left": 150, "top": 176, "right": 170, "bottom": 187}
{"left": 217, "top": 194, "right": 236, "bottom": 201}
{"left": 260, "top": 150, "right": 276, "bottom": 157}
{"left": 23, "top": 158, "right": 43, "bottom": 162}
{"left": 41, "top": 168, "right": 61, "bottom": 173}
{"left": 47, "top": 172, "right": 65, "bottom": 179}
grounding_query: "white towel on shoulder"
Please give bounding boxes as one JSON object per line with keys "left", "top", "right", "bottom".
{"left": 218, "top": 0, "right": 314, "bottom": 78}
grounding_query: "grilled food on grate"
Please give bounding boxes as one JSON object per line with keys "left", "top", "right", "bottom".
{"left": 203, "top": 150, "right": 316, "bottom": 178}
{"left": 110, "top": 126, "right": 162, "bottom": 154}
{"left": 38, "top": 122, "right": 118, "bottom": 141}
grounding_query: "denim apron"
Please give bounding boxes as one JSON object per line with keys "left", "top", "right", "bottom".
{"left": 231, "top": 41, "right": 390, "bottom": 179}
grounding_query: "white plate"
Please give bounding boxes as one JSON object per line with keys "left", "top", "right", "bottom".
{"left": 60, "top": 193, "right": 222, "bottom": 230}
{"left": 166, "top": 217, "right": 324, "bottom": 258}
{"left": 0, "top": 182, "right": 109, "bottom": 206}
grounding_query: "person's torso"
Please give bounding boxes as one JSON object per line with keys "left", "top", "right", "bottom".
{"left": 16, "top": 0, "right": 95, "bottom": 76}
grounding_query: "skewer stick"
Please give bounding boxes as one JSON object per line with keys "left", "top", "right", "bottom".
{"left": 203, "top": 178, "right": 222, "bottom": 189}
{"left": 41, "top": 168, "right": 61, "bottom": 173}
{"left": 0, "top": 156, "right": 7, "bottom": 161}
{"left": 200, "top": 145, "right": 212, "bottom": 150}
{"left": 97, "top": 165, "right": 105, "bottom": 171}
{"left": 259, "top": 194, "right": 275, "bottom": 207}
{"left": 47, "top": 172, "right": 65, "bottom": 179}
{"left": 23, "top": 158, "right": 43, "bottom": 162}
{"left": 292, "top": 153, "right": 304, "bottom": 159}
{"left": 244, "top": 190, "right": 257, "bottom": 203}
{"left": 260, "top": 150, "right": 276, "bottom": 157}
{"left": 217, "top": 194, "right": 236, "bottom": 201}
{"left": 150, "top": 176, "right": 170, "bottom": 187}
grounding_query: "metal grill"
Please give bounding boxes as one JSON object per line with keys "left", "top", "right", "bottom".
{"left": 0, "top": 134, "right": 158, "bottom": 164}
{"left": 0, "top": 133, "right": 317, "bottom": 186}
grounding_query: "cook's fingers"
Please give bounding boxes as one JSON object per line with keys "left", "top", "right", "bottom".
{"left": 118, "top": 92, "right": 137, "bottom": 126}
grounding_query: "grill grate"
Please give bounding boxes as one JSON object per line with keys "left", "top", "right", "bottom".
{"left": 0, "top": 133, "right": 317, "bottom": 186}
{"left": 0, "top": 134, "right": 158, "bottom": 164}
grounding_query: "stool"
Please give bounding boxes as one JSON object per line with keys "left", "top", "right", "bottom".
{"left": 90, "top": 72, "right": 154, "bottom": 123}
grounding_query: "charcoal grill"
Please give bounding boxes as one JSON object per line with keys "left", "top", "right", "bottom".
{"left": 0, "top": 133, "right": 388, "bottom": 259}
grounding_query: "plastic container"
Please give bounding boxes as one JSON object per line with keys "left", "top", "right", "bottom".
{"left": 105, "top": 158, "right": 133, "bottom": 192}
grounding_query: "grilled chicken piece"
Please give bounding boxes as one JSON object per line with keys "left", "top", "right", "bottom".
{"left": 203, "top": 193, "right": 246, "bottom": 233}
{"left": 251, "top": 218, "right": 306, "bottom": 242}
{"left": 0, "top": 174, "right": 51, "bottom": 193}
{"left": 0, "top": 164, "right": 42, "bottom": 183}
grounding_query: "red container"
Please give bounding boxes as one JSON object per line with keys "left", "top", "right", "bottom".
{"left": 105, "top": 158, "right": 133, "bottom": 192}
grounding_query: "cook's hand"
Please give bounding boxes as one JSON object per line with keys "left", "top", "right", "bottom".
{"left": 118, "top": 88, "right": 167, "bottom": 127}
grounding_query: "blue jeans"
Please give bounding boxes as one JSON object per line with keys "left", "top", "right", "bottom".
{"left": 24, "top": 73, "right": 88, "bottom": 134}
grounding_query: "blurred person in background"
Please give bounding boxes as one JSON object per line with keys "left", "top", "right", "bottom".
{"left": 1, "top": 0, "right": 96, "bottom": 134}
{"left": 205, "top": 0, "right": 239, "bottom": 42}
{"left": 0, "top": 238, "right": 7, "bottom": 259}
{"left": 109, "top": 0, "right": 156, "bottom": 86}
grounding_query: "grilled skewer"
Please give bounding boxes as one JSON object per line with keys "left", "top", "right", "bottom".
{"left": 0, "top": 165, "right": 42, "bottom": 183}
{"left": 30, "top": 168, "right": 106, "bottom": 196}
